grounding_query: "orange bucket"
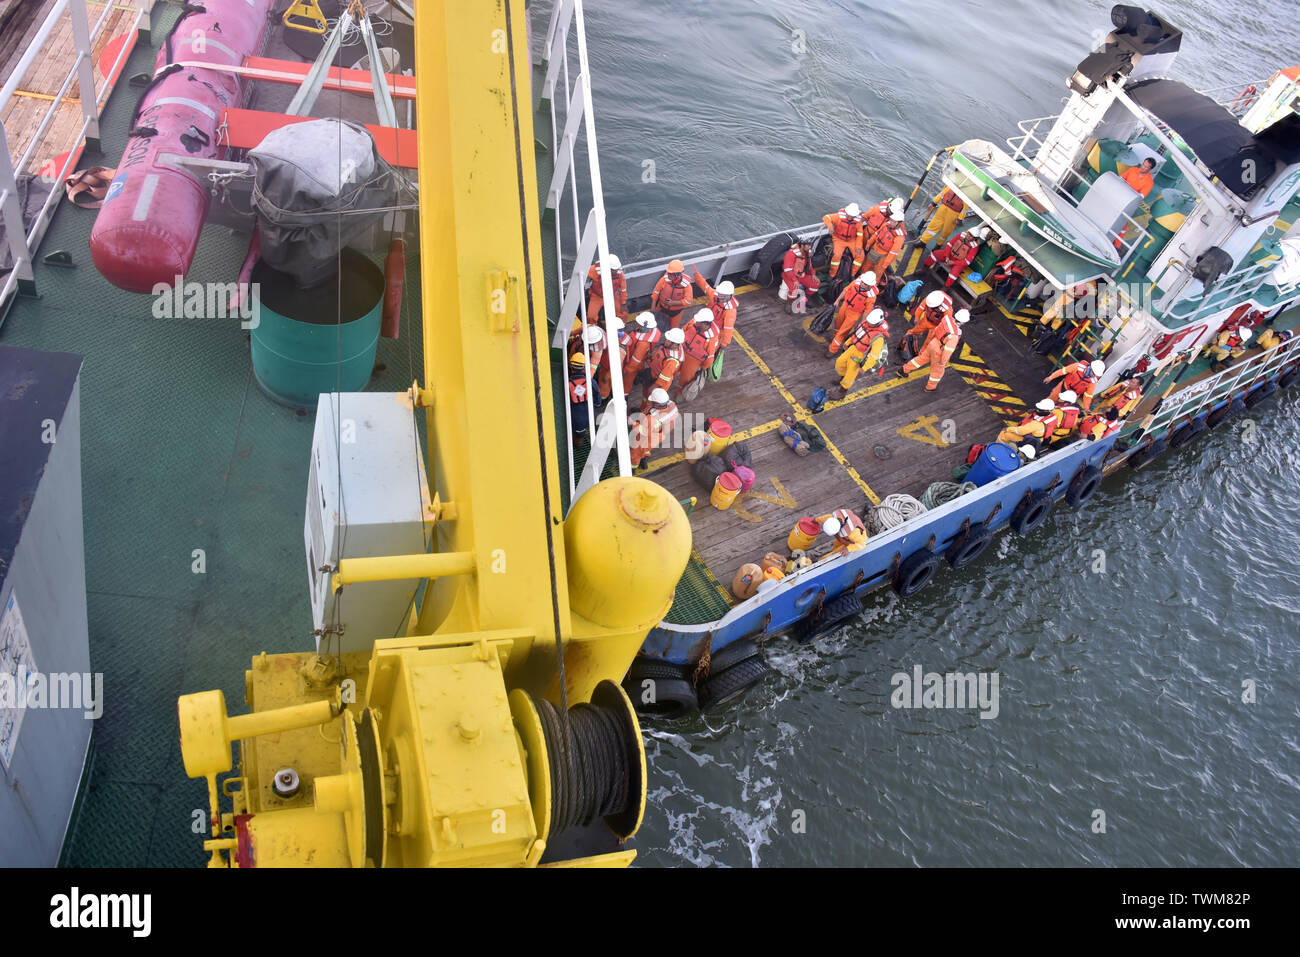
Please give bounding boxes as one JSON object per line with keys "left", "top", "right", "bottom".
{"left": 710, "top": 471, "right": 742, "bottom": 510}
{"left": 707, "top": 419, "right": 733, "bottom": 456}
{"left": 786, "top": 515, "right": 822, "bottom": 552}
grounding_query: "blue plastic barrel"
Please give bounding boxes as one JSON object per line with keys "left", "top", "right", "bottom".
{"left": 250, "top": 248, "right": 383, "bottom": 407}
{"left": 967, "top": 442, "right": 1020, "bottom": 487}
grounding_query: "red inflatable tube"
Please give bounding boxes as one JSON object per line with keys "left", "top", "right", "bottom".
{"left": 90, "top": 1, "right": 275, "bottom": 293}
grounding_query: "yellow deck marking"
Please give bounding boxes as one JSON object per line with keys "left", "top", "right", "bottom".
{"left": 732, "top": 329, "right": 881, "bottom": 505}
{"left": 690, "top": 547, "right": 735, "bottom": 604}
{"left": 800, "top": 313, "right": 829, "bottom": 343}
{"left": 897, "top": 414, "right": 950, "bottom": 447}
{"left": 729, "top": 479, "right": 799, "bottom": 524}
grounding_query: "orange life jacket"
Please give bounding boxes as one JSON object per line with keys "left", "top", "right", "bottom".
{"left": 938, "top": 188, "right": 964, "bottom": 212}
{"left": 708, "top": 295, "right": 736, "bottom": 327}
{"left": 1018, "top": 411, "right": 1056, "bottom": 437}
{"left": 868, "top": 220, "right": 904, "bottom": 254}
{"left": 568, "top": 375, "right": 590, "bottom": 405}
{"left": 862, "top": 203, "right": 889, "bottom": 236}
{"left": 1053, "top": 404, "right": 1081, "bottom": 437}
{"left": 656, "top": 276, "right": 692, "bottom": 310}
{"left": 683, "top": 322, "right": 718, "bottom": 362}
{"left": 843, "top": 282, "right": 877, "bottom": 313}
{"left": 587, "top": 263, "right": 627, "bottom": 301}
{"left": 1080, "top": 413, "right": 1120, "bottom": 440}
{"left": 830, "top": 212, "right": 861, "bottom": 242}
{"left": 649, "top": 343, "right": 684, "bottom": 380}
{"left": 849, "top": 324, "right": 888, "bottom": 362}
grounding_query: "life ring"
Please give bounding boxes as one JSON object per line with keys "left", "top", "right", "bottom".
{"left": 622, "top": 659, "right": 697, "bottom": 719}
{"left": 1168, "top": 418, "right": 1207, "bottom": 448}
{"left": 1126, "top": 436, "right": 1166, "bottom": 469}
{"left": 893, "top": 548, "right": 941, "bottom": 597}
{"left": 1244, "top": 381, "right": 1278, "bottom": 408}
{"left": 698, "top": 655, "right": 773, "bottom": 712}
{"left": 945, "top": 523, "right": 993, "bottom": 569}
{"left": 1206, "top": 397, "right": 1245, "bottom": 427}
{"left": 1065, "top": 465, "right": 1103, "bottom": 508}
{"left": 1009, "top": 489, "right": 1054, "bottom": 534}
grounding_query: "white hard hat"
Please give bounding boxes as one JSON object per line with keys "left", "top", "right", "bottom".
{"left": 609, "top": 318, "right": 625, "bottom": 330}
{"left": 844, "top": 202, "right": 861, "bottom": 217}
{"left": 665, "top": 327, "right": 686, "bottom": 344}
{"left": 1019, "top": 444, "right": 1037, "bottom": 460}
{"left": 890, "top": 209, "right": 905, "bottom": 221}
{"left": 889, "top": 198, "right": 905, "bottom": 216}
{"left": 648, "top": 388, "right": 670, "bottom": 405}
{"left": 858, "top": 270, "right": 877, "bottom": 286}
{"left": 974, "top": 226, "right": 990, "bottom": 240}
{"left": 606, "top": 254, "right": 622, "bottom": 270}
{"left": 583, "top": 326, "right": 604, "bottom": 345}
{"left": 864, "top": 308, "right": 885, "bottom": 326}
{"left": 1036, "top": 398, "right": 1056, "bottom": 412}
{"left": 1239, "top": 326, "right": 1253, "bottom": 341}
{"left": 693, "top": 308, "right": 714, "bottom": 324}
{"left": 955, "top": 308, "right": 971, "bottom": 324}
{"left": 1059, "top": 390, "right": 1078, "bottom": 403}
{"left": 717, "top": 280, "right": 735, "bottom": 297}
{"left": 634, "top": 311, "right": 656, "bottom": 328}
{"left": 925, "top": 291, "right": 945, "bottom": 307}
{"left": 1091, "top": 359, "right": 1106, "bottom": 376}
{"left": 820, "top": 517, "right": 842, "bottom": 537}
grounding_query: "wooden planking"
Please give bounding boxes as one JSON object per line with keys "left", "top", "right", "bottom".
{"left": 635, "top": 280, "right": 1052, "bottom": 589}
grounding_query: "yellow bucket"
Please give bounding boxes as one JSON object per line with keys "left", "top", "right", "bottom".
{"left": 707, "top": 419, "right": 733, "bottom": 456}
{"left": 786, "top": 515, "right": 822, "bottom": 552}
{"left": 711, "top": 471, "right": 742, "bottom": 510}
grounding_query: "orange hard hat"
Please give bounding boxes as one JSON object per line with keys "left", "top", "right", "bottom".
{"left": 667, "top": 259, "right": 685, "bottom": 274}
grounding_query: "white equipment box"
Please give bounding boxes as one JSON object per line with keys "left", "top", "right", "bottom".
{"left": 305, "top": 392, "right": 432, "bottom": 654}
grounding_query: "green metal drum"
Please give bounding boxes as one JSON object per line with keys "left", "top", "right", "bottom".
{"left": 249, "top": 248, "right": 383, "bottom": 407}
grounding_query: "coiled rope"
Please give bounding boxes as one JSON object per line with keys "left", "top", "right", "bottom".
{"left": 866, "top": 493, "right": 927, "bottom": 534}
{"left": 921, "top": 481, "right": 978, "bottom": 510}
{"left": 529, "top": 692, "right": 634, "bottom": 839}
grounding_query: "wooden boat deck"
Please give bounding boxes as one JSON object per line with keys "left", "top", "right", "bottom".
{"left": 640, "top": 277, "right": 1056, "bottom": 601}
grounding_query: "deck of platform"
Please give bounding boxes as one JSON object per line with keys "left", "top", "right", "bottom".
{"left": 637, "top": 275, "right": 1055, "bottom": 600}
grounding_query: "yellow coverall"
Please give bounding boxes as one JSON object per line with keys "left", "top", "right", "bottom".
{"left": 834, "top": 333, "right": 888, "bottom": 390}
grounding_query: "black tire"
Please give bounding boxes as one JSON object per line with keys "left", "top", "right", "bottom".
{"left": 1206, "top": 397, "right": 1245, "bottom": 427}
{"left": 893, "top": 548, "right": 941, "bottom": 597}
{"left": 1279, "top": 364, "right": 1300, "bottom": 388}
{"left": 1126, "top": 436, "right": 1166, "bottom": 470}
{"left": 752, "top": 233, "right": 796, "bottom": 287}
{"left": 1010, "top": 489, "right": 1054, "bottom": 535}
{"left": 623, "top": 660, "right": 697, "bottom": 719}
{"left": 792, "top": 592, "right": 862, "bottom": 644}
{"left": 1244, "top": 381, "right": 1278, "bottom": 408}
{"left": 945, "top": 523, "right": 993, "bottom": 568}
{"left": 1168, "top": 419, "right": 1207, "bottom": 448}
{"left": 1065, "top": 465, "right": 1103, "bottom": 508}
{"left": 706, "top": 637, "right": 761, "bottom": 675}
{"left": 698, "top": 655, "right": 773, "bottom": 712}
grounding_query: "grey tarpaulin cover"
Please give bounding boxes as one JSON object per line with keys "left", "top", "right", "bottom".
{"left": 249, "top": 118, "right": 401, "bottom": 287}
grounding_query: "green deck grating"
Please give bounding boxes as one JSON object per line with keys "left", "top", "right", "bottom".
{"left": 1, "top": 13, "right": 425, "bottom": 866}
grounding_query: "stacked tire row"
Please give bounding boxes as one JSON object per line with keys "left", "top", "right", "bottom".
{"left": 623, "top": 638, "right": 772, "bottom": 718}
{"left": 1127, "top": 363, "right": 1298, "bottom": 470}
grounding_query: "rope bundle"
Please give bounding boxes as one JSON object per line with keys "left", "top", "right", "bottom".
{"left": 530, "top": 692, "right": 633, "bottom": 839}
{"left": 866, "top": 493, "right": 927, "bottom": 534}
{"left": 921, "top": 481, "right": 978, "bottom": 510}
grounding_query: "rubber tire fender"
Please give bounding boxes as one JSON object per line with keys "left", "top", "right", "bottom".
{"left": 1168, "top": 418, "right": 1207, "bottom": 448}
{"left": 945, "top": 523, "right": 993, "bottom": 569}
{"left": 699, "top": 655, "right": 773, "bottom": 712}
{"left": 1244, "top": 381, "right": 1278, "bottom": 408}
{"left": 706, "top": 637, "right": 762, "bottom": 675}
{"left": 792, "top": 592, "right": 863, "bottom": 644}
{"left": 623, "top": 660, "right": 697, "bottom": 719}
{"left": 1206, "top": 397, "right": 1245, "bottom": 427}
{"left": 1278, "top": 364, "right": 1300, "bottom": 389}
{"left": 893, "top": 548, "right": 941, "bottom": 597}
{"left": 1065, "top": 465, "right": 1103, "bottom": 508}
{"left": 1126, "top": 436, "right": 1166, "bottom": 469}
{"left": 1009, "top": 489, "right": 1054, "bottom": 535}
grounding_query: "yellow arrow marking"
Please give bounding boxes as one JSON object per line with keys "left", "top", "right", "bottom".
{"left": 896, "top": 413, "right": 951, "bottom": 447}
{"left": 744, "top": 476, "right": 798, "bottom": 509}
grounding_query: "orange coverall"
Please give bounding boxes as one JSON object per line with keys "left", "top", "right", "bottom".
{"left": 622, "top": 326, "right": 661, "bottom": 386}
{"left": 828, "top": 281, "right": 878, "bottom": 355}
{"left": 651, "top": 273, "right": 695, "bottom": 327}
{"left": 1045, "top": 361, "right": 1098, "bottom": 409}
{"left": 676, "top": 320, "right": 720, "bottom": 395}
{"left": 586, "top": 261, "right": 627, "bottom": 321}
{"left": 647, "top": 341, "right": 685, "bottom": 398}
{"left": 822, "top": 209, "right": 864, "bottom": 277}
{"left": 902, "top": 313, "right": 961, "bottom": 391}
{"left": 629, "top": 402, "right": 679, "bottom": 467}
{"left": 863, "top": 219, "right": 905, "bottom": 275}
{"left": 693, "top": 268, "right": 738, "bottom": 348}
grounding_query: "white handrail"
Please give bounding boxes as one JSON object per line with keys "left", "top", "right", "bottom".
{"left": 1, "top": 0, "right": 157, "bottom": 321}
{"left": 538, "top": 0, "right": 631, "bottom": 506}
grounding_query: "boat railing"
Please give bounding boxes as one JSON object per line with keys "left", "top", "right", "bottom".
{"left": 537, "top": 0, "right": 632, "bottom": 505}
{"left": 1006, "top": 117, "right": 1153, "bottom": 263}
{"left": 0, "top": 0, "right": 156, "bottom": 323}
{"left": 1196, "top": 80, "right": 1267, "bottom": 117}
{"left": 1141, "top": 331, "right": 1300, "bottom": 438}
{"left": 1162, "top": 254, "right": 1297, "bottom": 328}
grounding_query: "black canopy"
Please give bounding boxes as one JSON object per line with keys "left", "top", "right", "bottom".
{"left": 1126, "top": 78, "right": 1290, "bottom": 199}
